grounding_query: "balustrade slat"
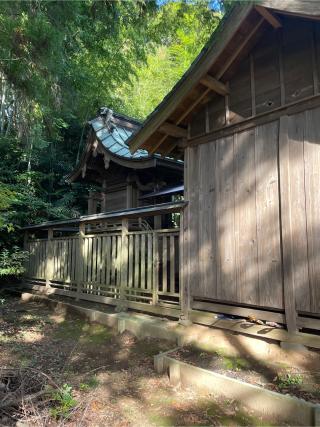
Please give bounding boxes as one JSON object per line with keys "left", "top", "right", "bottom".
{"left": 170, "top": 235, "right": 175, "bottom": 294}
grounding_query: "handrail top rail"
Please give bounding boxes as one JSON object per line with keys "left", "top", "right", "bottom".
{"left": 22, "top": 201, "right": 187, "bottom": 231}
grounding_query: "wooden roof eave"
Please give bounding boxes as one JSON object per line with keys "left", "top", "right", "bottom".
{"left": 128, "top": 0, "right": 320, "bottom": 156}
{"left": 128, "top": 2, "right": 253, "bottom": 154}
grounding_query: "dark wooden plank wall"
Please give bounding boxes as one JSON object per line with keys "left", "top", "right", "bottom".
{"left": 187, "top": 120, "right": 283, "bottom": 310}
{"left": 186, "top": 104, "right": 320, "bottom": 315}
{"left": 190, "top": 16, "right": 319, "bottom": 138}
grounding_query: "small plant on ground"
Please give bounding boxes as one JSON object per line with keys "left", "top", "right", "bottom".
{"left": 79, "top": 375, "right": 99, "bottom": 391}
{"left": 275, "top": 372, "right": 303, "bottom": 389}
{"left": 50, "top": 383, "right": 77, "bottom": 419}
{"left": 222, "top": 356, "right": 249, "bottom": 371}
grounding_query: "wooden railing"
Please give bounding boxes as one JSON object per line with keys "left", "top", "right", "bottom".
{"left": 23, "top": 203, "right": 184, "bottom": 316}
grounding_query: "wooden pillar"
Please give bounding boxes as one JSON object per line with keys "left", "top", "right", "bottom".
{"left": 152, "top": 231, "right": 159, "bottom": 305}
{"left": 279, "top": 115, "right": 298, "bottom": 333}
{"left": 116, "top": 218, "right": 128, "bottom": 312}
{"left": 46, "top": 228, "right": 53, "bottom": 288}
{"left": 76, "top": 223, "right": 85, "bottom": 301}
{"left": 179, "top": 210, "right": 191, "bottom": 323}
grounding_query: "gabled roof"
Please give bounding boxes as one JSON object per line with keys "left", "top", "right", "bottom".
{"left": 67, "top": 108, "right": 183, "bottom": 183}
{"left": 128, "top": 0, "right": 320, "bottom": 157}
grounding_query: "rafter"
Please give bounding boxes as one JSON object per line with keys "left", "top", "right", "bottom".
{"left": 255, "top": 5, "right": 282, "bottom": 29}
{"left": 159, "top": 122, "right": 188, "bottom": 138}
{"left": 148, "top": 16, "right": 266, "bottom": 153}
{"left": 200, "top": 75, "right": 229, "bottom": 96}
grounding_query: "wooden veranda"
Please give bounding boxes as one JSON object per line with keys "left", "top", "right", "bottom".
{"left": 23, "top": 202, "right": 185, "bottom": 318}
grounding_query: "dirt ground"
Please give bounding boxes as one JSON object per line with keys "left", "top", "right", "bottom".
{"left": 0, "top": 292, "right": 285, "bottom": 427}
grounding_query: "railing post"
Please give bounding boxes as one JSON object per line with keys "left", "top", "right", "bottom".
{"left": 179, "top": 210, "right": 191, "bottom": 325}
{"left": 116, "top": 218, "right": 128, "bottom": 312}
{"left": 46, "top": 228, "right": 53, "bottom": 289}
{"left": 152, "top": 231, "right": 159, "bottom": 306}
{"left": 76, "top": 222, "right": 85, "bottom": 301}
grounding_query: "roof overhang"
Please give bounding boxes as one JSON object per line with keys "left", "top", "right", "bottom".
{"left": 128, "top": 0, "right": 320, "bottom": 157}
{"left": 67, "top": 126, "right": 183, "bottom": 184}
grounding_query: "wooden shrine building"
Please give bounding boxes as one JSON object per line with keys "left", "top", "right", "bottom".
{"left": 129, "top": 0, "right": 320, "bottom": 332}
{"left": 67, "top": 108, "right": 183, "bottom": 217}
{"left": 23, "top": 0, "right": 320, "bottom": 340}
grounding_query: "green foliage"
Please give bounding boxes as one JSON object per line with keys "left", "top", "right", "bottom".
{"left": 276, "top": 372, "right": 303, "bottom": 389}
{"left": 50, "top": 383, "right": 77, "bottom": 419}
{"left": 79, "top": 376, "right": 100, "bottom": 392}
{"left": 117, "top": 1, "right": 221, "bottom": 119}
{"left": 0, "top": 246, "right": 28, "bottom": 277}
{"left": 0, "top": 0, "right": 226, "bottom": 282}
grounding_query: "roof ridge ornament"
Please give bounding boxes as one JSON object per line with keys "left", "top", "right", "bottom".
{"left": 99, "top": 107, "right": 115, "bottom": 133}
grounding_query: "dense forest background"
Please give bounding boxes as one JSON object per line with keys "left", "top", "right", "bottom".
{"left": 0, "top": 0, "right": 230, "bottom": 277}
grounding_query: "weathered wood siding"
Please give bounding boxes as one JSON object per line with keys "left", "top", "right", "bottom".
{"left": 190, "top": 16, "right": 320, "bottom": 137}
{"left": 185, "top": 104, "right": 320, "bottom": 315}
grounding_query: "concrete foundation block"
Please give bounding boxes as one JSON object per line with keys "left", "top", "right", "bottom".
{"left": 154, "top": 354, "right": 165, "bottom": 374}
{"left": 117, "top": 317, "right": 126, "bottom": 334}
{"left": 314, "top": 405, "right": 320, "bottom": 426}
{"left": 163, "top": 356, "right": 317, "bottom": 426}
{"left": 280, "top": 341, "right": 308, "bottom": 352}
{"left": 169, "top": 361, "right": 180, "bottom": 386}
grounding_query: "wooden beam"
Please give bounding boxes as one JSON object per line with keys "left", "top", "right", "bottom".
{"left": 200, "top": 74, "right": 229, "bottom": 96}
{"left": 178, "top": 17, "right": 264, "bottom": 126}
{"left": 159, "top": 122, "right": 188, "bottom": 138}
{"left": 128, "top": 3, "right": 254, "bottom": 153}
{"left": 255, "top": 5, "right": 282, "bottom": 29}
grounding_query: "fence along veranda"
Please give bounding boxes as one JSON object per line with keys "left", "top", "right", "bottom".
{"left": 25, "top": 225, "right": 180, "bottom": 310}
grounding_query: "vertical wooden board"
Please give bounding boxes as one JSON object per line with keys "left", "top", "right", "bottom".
{"left": 116, "top": 235, "right": 121, "bottom": 288}
{"left": 234, "top": 129, "right": 259, "bottom": 305}
{"left": 304, "top": 106, "right": 320, "bottom": 314}
{"left": 106, "top": 236, "right": 111, "bottom": 287}
{"left": 314, "top": 22, "right": 320, "bottom": 94}
{"left": 147, "top": 234, "right": 152, "bottom": 290}
{"left": 97, "top": 237, "right": 101, "bottom": 284}
{"left": 229, "top": 57, "right": 252, "bottom": 123}
{"left": 162, "top": 236, "right": 168, "bottom": 293}
{"left": 255, "top": 120, "right": 283, "bottom": 309}
{"left": 287, "top": 112, "right": 310, "bottom": 312}
{"left": 170, "top": 235, "right": 175, "bottom": 294}
{"left": 279, "top": 115, "right": 300, "bottom": 332}
{"left": 101, "top": 236, "right": 106, "bottom": 286}
{"left": 190, "top": 105, "right": 206, "bottom": 138}
{"left": 85, "top": 238, "right": 90, "bottom": 285}
{"left": 134, "top": 234, "right": 140, "bottom": 288}
{"left": 187, "top": 145, "right": 200, "bottom": 297}
{"left": 141, "top": 234, "right": 146, "bottom": 289}
{"left": 128, "top": 235, "right": 133, "bottom": 288}
{"left": 111, "top": 236, "right": 116, "bottom": 286}
{"left": 217, "top": 135, "right": 237, "bottom": 301}
{"left": 92, "top": 237, "right": 97, "bottom": 284}
{"left": 57, "top": 241, "right": 60, "bottom": 279}
{"left": 253, "top": 29, "right": 281, "bottom": 114}
{"left": 198, "top": 141, "right": 217, "bottom": 298}
{"left": 282, "top": 17, "right": 314, "bottom": 103}
{"left": 120, "top": 230, "right": 128, "bottom": 291}
{"left": 52, "top": 242, "right": 56, "bottom": 280}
